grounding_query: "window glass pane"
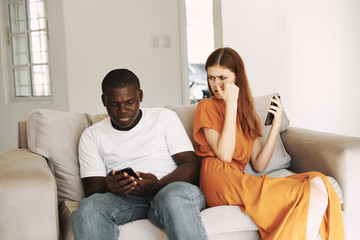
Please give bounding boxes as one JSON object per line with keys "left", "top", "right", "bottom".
{"left": 9, "top": 1, "right": 27, "bottom": 33}
{"left": 29, "top": 31, "right": 48, "bottom": 63}
{"left": 31, "top": 65, "right": 50, "bottom": 96}
{"left": 28, "top": 0, "right": 46, "bottom": 30}
{"left": 11, "top": 34, "right": 28, "bottom": 65}
{"left": 185, "top": 0, "right": 213, "bottom": 103}
{"left": 14, "top": 67, "right": 30, "bottom": 97}
{"left": 5, "top": 0, "right": 51, "bottom": 100}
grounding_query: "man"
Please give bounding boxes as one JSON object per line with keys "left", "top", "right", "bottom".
{"left": 71, "top": 69, "right": 208, "bottom": 240}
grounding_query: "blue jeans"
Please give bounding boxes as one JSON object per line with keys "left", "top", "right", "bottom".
{"left": 71, "top": 182, "right": 208, "bottom": 240}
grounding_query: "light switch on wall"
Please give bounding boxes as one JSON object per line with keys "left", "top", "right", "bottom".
{"left": 162, "top": 35, "right": 171, "bottom": 48}
{"left": 275, "top": 16, "right": 286, "bottom": 34}
{"left": 150, "top": 35, "right": 159, "bottom": 48}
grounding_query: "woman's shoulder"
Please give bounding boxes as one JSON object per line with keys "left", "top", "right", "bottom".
{"left": 197, "top": 98, "right": 211, "bottom": 106}
{"left": 197, "top": 98, "right": 224, "bottom": 110}
{"left": 197, "top": 97, "right": 218, "bottom": 107}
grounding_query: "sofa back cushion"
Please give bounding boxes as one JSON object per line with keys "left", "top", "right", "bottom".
{"left": 244, "top": 93, "right": 291, "bottom": 175}
{"left": 27, "top": 109, "right": 108, "bottom": 204}
{"left": 165, "top": 104, "right": 198, "bottom": 148}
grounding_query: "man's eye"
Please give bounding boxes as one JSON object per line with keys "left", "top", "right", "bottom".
{"left": 127, "top": 101, "right": 135, "bottom": 105}
{"left": 208, "top": 76, "right": 215, "bottom": 80}
{"left": 220, "top": 76, "right": 226, "bottom": 80}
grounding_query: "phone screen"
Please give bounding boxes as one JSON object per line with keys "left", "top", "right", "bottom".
{"left": 115, "top": 167, "right": 139, "bottom": 179}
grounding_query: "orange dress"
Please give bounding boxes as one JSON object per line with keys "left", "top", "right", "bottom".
{"left": 193, "top": 98, "right": 344, "bottom": 240}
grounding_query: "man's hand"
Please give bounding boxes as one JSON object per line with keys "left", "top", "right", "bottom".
{"left": 130, "top": 172, "right": 161, "bottom": 196}
{"left": 106, "top": 170, "right": 138, "bottom": 196}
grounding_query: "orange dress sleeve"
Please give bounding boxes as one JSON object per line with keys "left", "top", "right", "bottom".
{"left": 193, "top": 98, "right": 255, "bottom": 169}
{"left": 193, "top": 98, "right": 224, "bottom": 158}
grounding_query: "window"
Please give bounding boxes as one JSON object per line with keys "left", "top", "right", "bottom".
{"left": 3, "top": 0, "right": 51, "bottom": 101}
{"left": 185, "top": 0, "right": 213, "bottom": 104}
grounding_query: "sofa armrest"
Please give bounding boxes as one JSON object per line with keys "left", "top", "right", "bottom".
{"left": 281, "top": 127, "right": 360, "bottom": 239}
{"left": 0, "top": 149, "right": 59, "bottom": 240}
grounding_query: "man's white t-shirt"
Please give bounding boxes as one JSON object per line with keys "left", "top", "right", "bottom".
{"left": 78, "top": 108, "right": 194, "bottom": 179}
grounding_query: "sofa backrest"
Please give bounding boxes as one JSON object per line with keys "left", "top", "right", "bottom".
{"left": 22, "top": 93, "right": 291, "bottom": 205}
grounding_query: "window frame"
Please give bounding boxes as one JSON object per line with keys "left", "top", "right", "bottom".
{"left": 2, "top": 0, "right": 52, "bottom": 102}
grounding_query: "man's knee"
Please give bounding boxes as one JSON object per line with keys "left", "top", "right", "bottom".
{"left": 71, "top": 193, "right": 104, "bottom": 222}
{"left": 156, "top": 182, "right": 205, "bottom": 208}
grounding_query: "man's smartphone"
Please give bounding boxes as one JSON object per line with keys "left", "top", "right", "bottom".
{"left": 115, "top": 167, "right": 139, "bottom": 179}
{"left": 264, "top": 95, "right": 280, "bottom": 126}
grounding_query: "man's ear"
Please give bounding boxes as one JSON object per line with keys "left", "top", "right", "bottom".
{"left": 139, "top": 89, "right": 143, "bottom": 102}
{"left": 101, "top": 94, "right": 106, "bottom": 106}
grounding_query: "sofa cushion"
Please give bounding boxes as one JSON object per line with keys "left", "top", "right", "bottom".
{"left": 244, "top": 93, "right": 291, "bottom": 175}
{"left": 59, "top": 200, "right": 79, "bottom": 240}
{"left": 27, "top": 109, "right": 109, "bottom": 204}
{"left": 27, "top": 109, "right": 89, "bottom": 203}
{"left": 165, "top": 104, "right": 198, "bottom": 148}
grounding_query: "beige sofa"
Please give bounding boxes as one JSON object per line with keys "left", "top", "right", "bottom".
{"left": 1, "top": 93, "right": 359, "bottom": 240}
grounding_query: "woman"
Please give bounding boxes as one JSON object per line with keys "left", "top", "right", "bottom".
{"left": 193, "top": 47, "right": 344, "bottom": 240}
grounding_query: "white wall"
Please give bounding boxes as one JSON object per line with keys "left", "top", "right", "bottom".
{"left": 0, "top": 0, "right": 186, "bottom": 152}
{"left": 221, "top": 0, "right": 360, "bottom": 137}
{"left": 62, "top": 0, "right": 185, "bottom": 114}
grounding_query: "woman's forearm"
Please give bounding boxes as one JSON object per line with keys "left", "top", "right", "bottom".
{"left": 216, "top": 101, "right": 237, "bottom": 162}
{"left": 252, "top": 123, "right": 281, "bottom": 172}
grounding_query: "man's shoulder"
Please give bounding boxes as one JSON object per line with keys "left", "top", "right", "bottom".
{"left": 143, "top": 107, "right": 176, "bottom": 118}
{"left": 82, "top": 117, "right": 110, "bottom": 135}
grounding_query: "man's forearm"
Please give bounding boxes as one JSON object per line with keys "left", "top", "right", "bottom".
{"left": 82, "top": 177, "right": 108, "bottom": 197}
{"left": 159, "top": 161, "right": 200, "bottom": 187}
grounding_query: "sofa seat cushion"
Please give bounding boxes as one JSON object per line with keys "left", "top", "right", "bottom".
{"left": 60, "top": 201, "right": 79, "bottom": 240}
{"left": 61, "top": 200, "right": 260, "bottom": 240}
{"left": 60, "top": 167, "right": 343, "bottom": 240}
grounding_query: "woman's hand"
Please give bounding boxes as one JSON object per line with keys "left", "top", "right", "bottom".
{"left": 251, "top": 95, "right": 284, "bottom": 172}
{"left": 216, "top": 83, "right": 239, "bottom": 104}
{"left": 268, "top": 95, "right": 283, "bottom": 127}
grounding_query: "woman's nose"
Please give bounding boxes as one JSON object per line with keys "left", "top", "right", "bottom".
{"left": 214, "top": 78, "right": 224, "bottom": 87}
{"left": 213, "top": 77, "right": 221, "bottom": 85}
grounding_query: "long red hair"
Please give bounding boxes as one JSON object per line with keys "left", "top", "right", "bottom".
{"left": 205, "top": 47, "right": 262, "bottom": 140}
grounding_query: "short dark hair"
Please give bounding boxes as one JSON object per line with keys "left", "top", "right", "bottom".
{"left": 102, "top": 69, "right": 141, "bottom": 93}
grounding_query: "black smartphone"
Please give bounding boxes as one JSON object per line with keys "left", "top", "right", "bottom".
{"left": 264, "top": 95, "right": 280, "bottom": 126}
{"left": 115, "top": 167, "right": 139, "bottom": 179}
